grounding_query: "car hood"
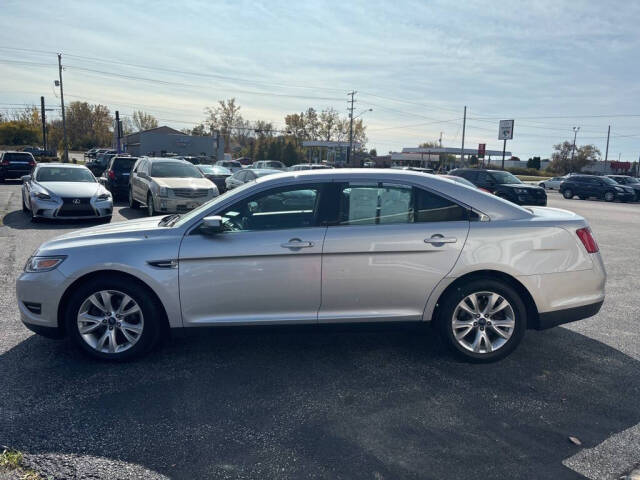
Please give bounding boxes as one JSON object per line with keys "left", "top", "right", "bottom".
{"left": 152, "top": 177, "right": 213, "bottom": 189}
{"left": 39, "top": 182, "right": 103, "bottom": 197}
{"left": 35, "top": 216, "right": 170, "bottom": 255}
{"left": 500, "top": 184, "right": 543, "bottom": 190}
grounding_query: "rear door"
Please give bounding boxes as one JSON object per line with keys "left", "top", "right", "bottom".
{"left": 319, "top": 181, "right": 470, "bottom": 323}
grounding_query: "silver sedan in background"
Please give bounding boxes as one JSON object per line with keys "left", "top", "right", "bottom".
{"left": 17, "top": 169, "right": 605, "bottom": 362}
{"left": 225, "top": 168, "right": 280, "bottom": 190}
{"left": 21, "top": 163, "right": 113, "bottom": 222}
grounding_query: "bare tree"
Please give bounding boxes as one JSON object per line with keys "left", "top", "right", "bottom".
{"left": 132, "top": 111, "right": 158, "bottom": 131}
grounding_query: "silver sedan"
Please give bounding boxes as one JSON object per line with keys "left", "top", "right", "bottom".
{"left": 21, "top": 163, "right": 113, "bottom": 222}
{"left": 16, "top": 169, "right": 605, "bottom": 362}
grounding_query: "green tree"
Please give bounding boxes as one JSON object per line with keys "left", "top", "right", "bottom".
{"left": 132, "top": 110, "right": 158, "bottom": 131}
{"left": 369, "top": 148, "right": 377, "bottom": 157}
{"left": 550, "top": 141, "right": 600, "bottom": 174}
{"left": 0, "top": 121, "right": 39, "bottom": 145}
{"left": 204, "top": 98, "right": 243, "bottom": 153}
{"left": 527, "top": 156, "right": 541, "bottom": 170}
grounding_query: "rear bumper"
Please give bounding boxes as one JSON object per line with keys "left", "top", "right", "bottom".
{"left": 535, "top": 300, "right": 603, "bottom": 330}
{"left": 0, "top": 166, "right": 31, "bottom": 179}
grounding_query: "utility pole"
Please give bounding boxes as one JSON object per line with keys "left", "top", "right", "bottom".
{"left": 459, "top": 106, "right": 467, "bottom": 170}
{"left": 115, "top": 110, "right": 121, "bottom": 153}
{"left": 57, "top": 53, "right": 68, "bottom": 162}
{"left": 439, "top": 131, "right": 443, "bottom": 147}
{"left": 501, "top": 138, "right": 507, "bottom": 170}
{"left": 604, "top": 125, "right": 610, "bottom": 173}
{"left": 570, "top": 126, "right": 580, "bottom": 169}
{"left": 347, "top": 90, "right": 356, "bottom": 166}
{"left": 40, "top": 96, "right": 47, "bottom": 151}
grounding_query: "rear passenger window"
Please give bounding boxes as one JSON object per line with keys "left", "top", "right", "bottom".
{"left": 337, "top": 183, "right": 468, "bottom": 225}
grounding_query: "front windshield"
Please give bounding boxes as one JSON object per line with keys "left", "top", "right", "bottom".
{"left": 198, "top": 165, "right": 231, "bottom": 175}
{"left": 491, "top": 171, "right": 522, "bottom": 184}
{"left": 172, "top": 180, "right": 257, "bottom": 227}
{"left": 601, "top": 176, "right": 619, "bottom": 186}
{"left": 625, "top": 177, "right": 639, "bottom": 183}
{"left": 36, "top": 167, "right": 96, "bottom": 183}
{"left": 151, "top": 162, "right": 203, "bottom": 178}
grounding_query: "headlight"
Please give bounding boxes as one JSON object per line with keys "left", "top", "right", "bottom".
{"left": 514, "top": 188, "right": 528, "bottom": 194}
{"left": 97, "top": 192, "right": 111, "bottom": 200}
{"left": 209, "top": 187, "right": 218, "bottom": 196}
{"left": 35, "top": 192, "right": 54, "bottom": 201}
{"left": 614, "top": 186, "right": 624, "bottom": 192}
{"left": 24, "top": 255, "right": 66, "bottom": 272}
{"left": 158, "top": 187, "right": 170, "bottom": 197}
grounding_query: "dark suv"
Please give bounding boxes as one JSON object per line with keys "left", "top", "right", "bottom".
{"left": 86, "top": 150, "right": 116, "bottom": 176}
{"left": 560, "top": 175, "right": 635, "bottom": 202}
{"left": 0, "top": 151, "right": 36, "bottom": 182}
{"left": 449, "top": 168, "right": 547, "bottom": 206}
{"left": 102, "top": 155, "right": 138, "bottom": 199}
{"left": 607, "top": 175, "right": 640, "bottom": 201}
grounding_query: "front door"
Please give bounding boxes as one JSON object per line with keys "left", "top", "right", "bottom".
{"left": 178, "top": 183, "right": 327, "bottom": 325}
{"left": 319, "top": 182, "right": 470, "bottom": 323}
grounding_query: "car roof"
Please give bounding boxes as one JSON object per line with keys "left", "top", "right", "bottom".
{"left": 145, "top": 157, "right": 191, "bottom": 164}
{"left": 35, "top": 163, "right": 88, "bottom": 169}
{"left": 251, "top": 168, "right": 281, "bottom": 174}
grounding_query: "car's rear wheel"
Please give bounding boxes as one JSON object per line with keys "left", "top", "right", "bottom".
{"left": 436, "top": 279, "right": 527, "bottom": 362}
{"left": 539, "top": 183, "right": 546, "bottom": 189}
{"left": 128, "top": 188, "right": 139, "bottom": 209}
{"left": 65, "top": 277, "right": 162, "bottom": 361}
{"left": 147, "top": 193, "right": 156, "bottom": 216}
{"left": 604, "top": 191, "right": 615, "bottom": 202}
{"left": 562, "top": 189, "right": 573, "bottom": 199}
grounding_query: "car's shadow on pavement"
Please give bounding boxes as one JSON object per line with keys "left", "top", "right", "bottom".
{"left": 1, "top": 210, "right": 106, "bottom": 230}
{"left": 1, "top": 324, "right": 639, "bottom": 479}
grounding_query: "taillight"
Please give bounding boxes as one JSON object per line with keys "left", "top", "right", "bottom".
{"left": 576, "top": 227, "right": 599, "bottom": 253}
{"left": 108, "top": 170, "right": 116, "bottom": 180}
{"left": 29, "top": 160, "right": 36, "bottom": 167}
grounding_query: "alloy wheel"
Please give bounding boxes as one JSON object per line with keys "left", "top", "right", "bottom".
{"left": 76, "top": 290, "right": 144, "bottom": 354}
{"left": 451, "top": 291, "right": 515, "bottom": 354}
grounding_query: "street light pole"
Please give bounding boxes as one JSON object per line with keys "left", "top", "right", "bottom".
{"left": 569, "top": 126, "right": 580, "bottom": 172}
{"left": 57, "top": 53, "right": 69, "bottom": 162}
{"left": 348, "top": 107, "right": 372, "bottom": 167}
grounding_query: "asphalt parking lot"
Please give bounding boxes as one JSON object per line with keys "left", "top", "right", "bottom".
{"left": 1, "top": 182, "right": 639, "bottom": 480}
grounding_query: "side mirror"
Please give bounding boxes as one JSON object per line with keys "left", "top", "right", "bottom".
{"left": 200, "top": 215, "right": 223, "bottom": 235}
{"left": 21, "top": 175, "right": 31, "bottom": 183}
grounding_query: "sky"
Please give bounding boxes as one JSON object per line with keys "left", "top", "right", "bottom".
{"left": 1, "top": 0, "right": 639, "bottom": 161}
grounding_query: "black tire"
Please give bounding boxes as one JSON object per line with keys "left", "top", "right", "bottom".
{"left": 64, "top": 275, "right": 163, "bottom": 361}
{"left": 562, "top": 189, "right": 573, "bottom": 199}
{"left": 604, "top": 191, "right": 615, "bottom": 202}
{"left": 436, "top": 278, "right": 527, "bottom": 363}
{"left": 128, "top": 188, "right": 140, "bottom": 209}
{"left": 539, "top": 183, "right": 546, "bottom": 189}
{"left": 147, "top": 193, "right": 156, "bottom": 216}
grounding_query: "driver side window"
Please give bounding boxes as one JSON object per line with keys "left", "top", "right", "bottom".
{"left": 219, "top": 184, "right": 322, "bottom": 232}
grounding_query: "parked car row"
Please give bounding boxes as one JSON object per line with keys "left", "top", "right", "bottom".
{"left": 448, "top": 168, "right": 547, "bottom": 206}
{"left": 539, "top": 174, "right": 639, "bottom": 202}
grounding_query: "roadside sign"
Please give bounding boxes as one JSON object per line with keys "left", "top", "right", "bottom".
{"left": 478, "top": 143, "right": 486, "bottom": 158}
{"left": 498, "top": 120, "right": 514, "bottom": 140}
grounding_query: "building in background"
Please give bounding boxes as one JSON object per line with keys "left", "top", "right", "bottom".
{"left": 123, "top": 126, "right": 224, "bottom": 159}
{"left": 302, "top": 140, "right": 361, "bottom": 166}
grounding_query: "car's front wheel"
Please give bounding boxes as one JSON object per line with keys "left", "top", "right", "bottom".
{"left": 65, "top": 276, "right": 163, "bottom": 361}
{"left": 562, "top": 189, "right": 573, "bottom": 199}
{"left": 147, "top": 193, "right": 156, "bottom": 216}
{"left": 436, "top": 279, "right": 527, "bottom": 362}
{"left": 604, "top": 191, "right": 615, "bottom": 202}
{"left": 128, "top": 189, "right": 140, "bottom": 209}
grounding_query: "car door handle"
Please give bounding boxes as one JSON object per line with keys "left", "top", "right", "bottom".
{"left": 424, "top": 235, "right": 457, "bottom": 245}
{"left": 281, "top": 239, "right": 314, "bottom": 249}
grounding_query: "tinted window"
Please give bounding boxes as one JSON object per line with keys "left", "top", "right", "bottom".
{"left": 601, "top": 177, "right": 618, "bottom": 186}
{"left": 415, "top": 188, "right": 468, "bottom": 222}
{"left": 4, "top": 152, "right": 33, "bottom": 162}
{"left": 112, "top": 158, "right": 137, "bottom": 171}
{"left": 476, "top": 171, "right": 492, "bottom": 183}
{"left": 218, "top": 185, "right": 320, "bottom": 232}
{"left": 490, "top": 171, "right": 522, "bottom": 184}
{"left": 459, "top": 170, "right": 478, "bottom": 182}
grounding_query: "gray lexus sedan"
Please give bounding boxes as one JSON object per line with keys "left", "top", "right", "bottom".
{"left": 16, "top": 169, "right": 605, "bottom": 362}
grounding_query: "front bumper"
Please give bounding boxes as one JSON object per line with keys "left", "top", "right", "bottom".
{"left": 30, "top": 195, "right": 113, "bottom": 220}
{"left": 17, "top": 268, "right": 68, "bottom": 333}
{"left": 615, "top": 191, "right": 635, "bottom": 201}
{"left": 153, "top": 194, "right": 215, "bottom": 213}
